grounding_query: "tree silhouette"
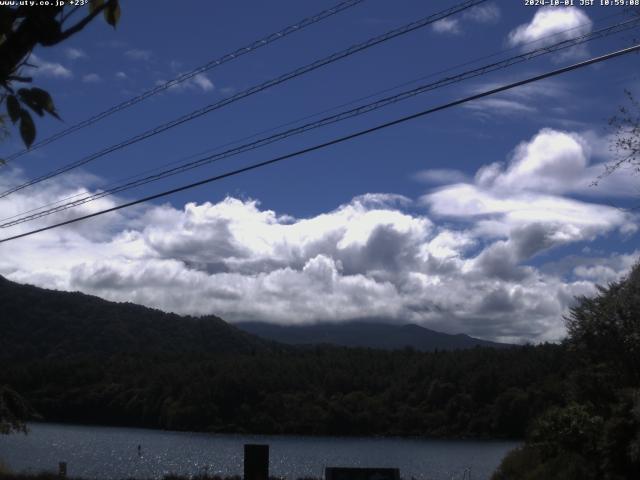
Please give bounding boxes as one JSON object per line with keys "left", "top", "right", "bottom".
{"left": 0, "top": 386, "right": 31, "bottom": 434}
{"left": 0, "top": 0, "right": 121, "bottom": 155}
{"left": 0, "top": 0, "right": 121, "bottom": 433}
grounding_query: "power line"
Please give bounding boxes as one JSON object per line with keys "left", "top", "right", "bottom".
{"left": 0, "top": 0, "right": 487, "bottom": 199}
{"left": 1, "top": 43, "right": 637, "bottom": 244}
{"left": 2, "top": 9, "right": 627, "bottom": 226}
{"left": 3, "top": 0, "right": 366, "bottom": 163}
{"left": 3, "top": 16, "right": 638, "bottom": 229}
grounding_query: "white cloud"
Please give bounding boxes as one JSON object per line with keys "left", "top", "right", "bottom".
{"left": 474, "top": 128, "right": 640, "bottom": 198}
{"left": 65, "top": 47, "right": 87, "bottom": 60}
{"left": 414, "top": 169, "right": 469, "bottom": 185}
{"left": 463, "top": 3, "right": 500, "bottom": 24}
{"left": 155, "top": 73, "right": 215, "bottom": 94}
{"left": 465, "top": 79, "right": 569, "bottom": 117}
{"left": 115, "top": 71, "right": 128, "bottom": 80}
{"left": 25, "top": 54, "right": 73, "bottom": 79}
{"left": 191, "top": 73, "right": 214, "bottom": 92}
{"left": 432, "top": 3, "right": 500, "bottom": 35}
{"left": 422, "top": 128, "right": 638, "bottom": 265}
{"left": 125, "top": 49, "right": 152, "bottom": 61}
{"left": 0, "top": 129, "right": 636, "bottom": 344}
{"left": 82, "top": 73, "right": 102, "bottom": 83}
{"left": 432, "top": 18, "right": 461, "bottom": 35}
{"left": 508, "top": 7, "right": 592, "bottom": 59}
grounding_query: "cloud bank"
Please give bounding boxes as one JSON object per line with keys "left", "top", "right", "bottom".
{"left": 0, "top": 129, "right": 636, "bottom": 344}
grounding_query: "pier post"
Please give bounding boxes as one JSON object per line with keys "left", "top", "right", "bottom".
{"left": 244, "top": 444, "right": 269, "bottom": 480}
{"left": 58, "top": 462, "right": 67, "bottom": 478}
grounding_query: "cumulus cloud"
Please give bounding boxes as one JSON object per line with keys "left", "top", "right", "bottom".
{"left": 0, "top": 129, "right": 636, "bottom": 344}
{"left": 65, "top": 47, "right": 87, "bottom": 60}
{"left": 475, "top": 128, "right": 639, "bottom": 197}
{"left": 432, "top": 18, "right": 461, "bottom": 35}
{"left": 508, "top": 7, "right": 592, "bottom": 59}
{"left": 25, "top": 54, "right": 73, "bottom": 79}
{"left": 421, "top": 128, "right": 638, "bottom": 295}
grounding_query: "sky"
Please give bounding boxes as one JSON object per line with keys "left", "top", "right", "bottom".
{"left": 1, "top": 0, "right": 639, "bottom": 343}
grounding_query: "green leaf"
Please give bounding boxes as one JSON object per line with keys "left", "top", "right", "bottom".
{"left": 104, "top": 1, "right": 120, "bottom": 28}
{"left": 17, "top": 88, "right": 44, "bottom": 117}
{"left": 89, "top": 0, "right": 104, "bottom": 14}
{"left": 7, "top": 95, "right": 20, "bottom": 124}
{"left": 28, "top": 87, "right": 60, "bottom": 119}
{"left": 19, "top": 109, "right": 35, "bottom": 148}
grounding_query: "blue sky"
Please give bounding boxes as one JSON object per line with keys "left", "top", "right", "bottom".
{"left": 1, "top": 0, "right": 639, "bottom": 343}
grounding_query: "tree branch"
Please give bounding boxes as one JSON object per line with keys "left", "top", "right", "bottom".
{"left": 57, "top": 1, "right": 111, "bottom": 42}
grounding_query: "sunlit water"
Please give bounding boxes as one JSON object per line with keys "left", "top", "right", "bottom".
{"left": 0, "top": 423, "right": 518, "bottom": 480}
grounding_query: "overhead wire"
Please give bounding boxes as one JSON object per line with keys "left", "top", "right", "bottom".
{"left": 6, "top": 8, "right": 628, "bottom": 225}
{"left": 2, "top": 14, "right": 639, "bottom": 228}
{"left": 1, "top": 8, "right": 627, "bottom": 226}
{"left": 0, "top": 0, "right": 487, "bottom": 199}
{"left": 1, "top": 42, "right": 638, "bottom": 244}
{"left": 2, "top": 0, "right": 367, "bottom": 163}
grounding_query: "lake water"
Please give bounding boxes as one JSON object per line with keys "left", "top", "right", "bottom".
{"left": 0, "top": 423, "right": 518, "bottom": 480}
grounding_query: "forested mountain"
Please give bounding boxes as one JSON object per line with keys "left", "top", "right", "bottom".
{"left": 0, "top": 275, "right": 267, "bottom": 360}
{"left": 0, "top": 275, "right": 568, "bottom": 439}
{"left": 238, "top": 321, "right": 511, "bottom": 351}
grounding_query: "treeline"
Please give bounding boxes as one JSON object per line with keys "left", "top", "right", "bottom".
{"left": 492, "top": 263, "right": 640, "bottom": 479}
{"left": 0, "top": 344, "right": 567, "bottom": 438}
{"left": 0, "top": 274, "right": 570, "bottom": 439}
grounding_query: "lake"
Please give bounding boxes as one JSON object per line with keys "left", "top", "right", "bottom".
{"left": 0, "top": 423, "right": 518, "bottom": 480}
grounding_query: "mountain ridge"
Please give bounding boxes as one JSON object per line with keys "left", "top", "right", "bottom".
{"left": 0, "top": 275, "right": 267, "bottom": 360}
{"left": 237, "top": 320, "right": 512, "bottom": 351}
{"left": 0, "top": 274, "right": 511, "bottom": 357}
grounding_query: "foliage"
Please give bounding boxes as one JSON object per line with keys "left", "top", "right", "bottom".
{"left": 0, "top": 386, "right": 31, "bottom": 435}
{"left": 602, "top": 89, "right": 640, "bottom": 183}
{"left": 0, "top": 0, "right": 120, "bottom": 153}
{"left": 492, "top": 445, "right": 594, "bottom": 480}
{"left": 493, "top": 262, "right": 640, "bottom": 479}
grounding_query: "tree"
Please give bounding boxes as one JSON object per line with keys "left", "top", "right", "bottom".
{"left": 599, "top": 89, "right": 640, "bottom": 184}
{"left": 565, "top": 260, "right": 640, "bottom": 385}
{"left": 493, "top": 262, "right": 640, "bottom": 479}
{"left": 0, "top": 0, "right": 121, "bottom": 153}
{"left": 0, "top": 386, "right": 32, "bottom": 434}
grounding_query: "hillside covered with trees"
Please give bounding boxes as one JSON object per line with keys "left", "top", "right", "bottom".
{"left": 0, "top": 275, "right": 566, "bottom": 439}
{"left": 493, "top": 262, "right": 640, "bottom": 479}
{"left": 3, "top": 261, "right": 640, "bottom": 479}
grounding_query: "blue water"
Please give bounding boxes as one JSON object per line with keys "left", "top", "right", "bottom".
{"left": 0, "top": 423, "right": 518, "bottom": 480}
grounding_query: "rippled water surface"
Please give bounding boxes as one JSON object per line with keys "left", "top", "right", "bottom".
{"left": 0, "top": 423, "right": 519, "bottom": 480}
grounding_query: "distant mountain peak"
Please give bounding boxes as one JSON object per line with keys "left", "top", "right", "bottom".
{"left": 237, "top": 320, "right": 512, "bottom": 351}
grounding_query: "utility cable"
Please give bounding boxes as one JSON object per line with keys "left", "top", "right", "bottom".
{"left": 1, "top": 9, "right": 627, "bottom": 225}
{"left": 0, "top": 0, "right": 486, "bottom": 199}
{"left": 3, "top": 0, "right": 367, "bottom": 163}
{"left": 1, "top": 42, "right": 637, "bottom": 244}
{"left": 2, "top": 16, "right": 638, "bottom": 228}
